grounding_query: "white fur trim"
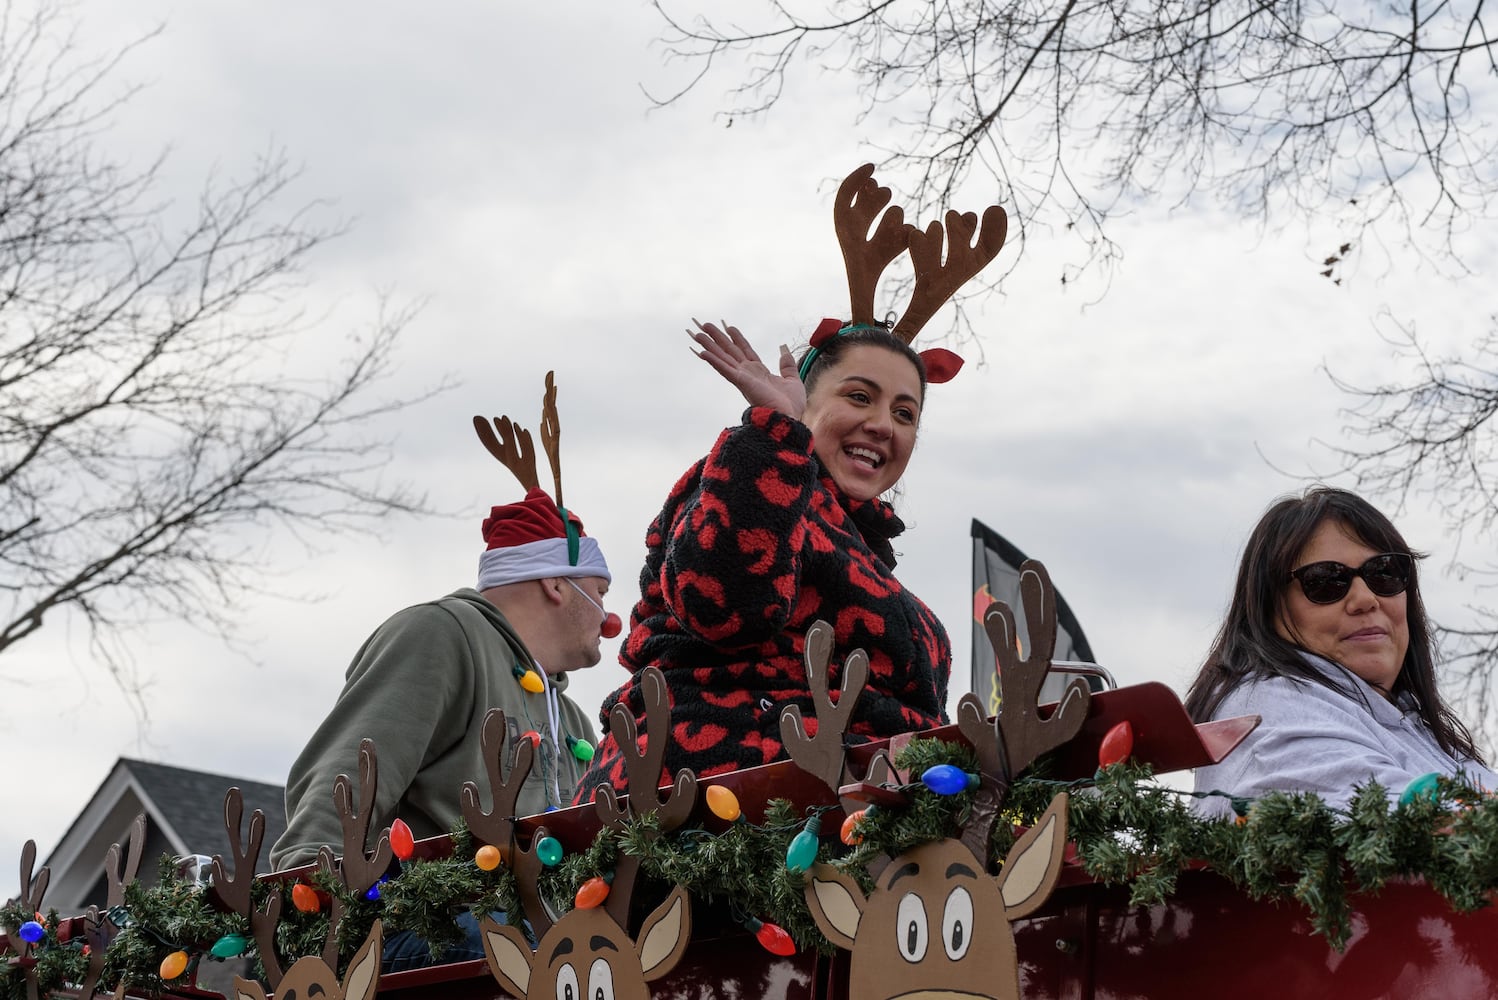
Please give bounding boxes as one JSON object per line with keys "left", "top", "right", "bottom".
{"left": 477, "top": 537, "right": 610, "bottom": 590}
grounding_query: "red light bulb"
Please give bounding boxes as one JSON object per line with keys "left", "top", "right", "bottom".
{"left": 754, "top": 920, "right": 796, "bottom": 956}
{"left": 390, "top": 818, "right": 415, "bottom": 860}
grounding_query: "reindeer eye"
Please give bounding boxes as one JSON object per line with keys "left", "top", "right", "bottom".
{"left": 555, "top": 962, "right": 579, "bottom": 1000}
{"left": 943, "top": 885, "right": 974, "bottom": 960}
{"left": 895, "top": 892, "right": 929, "bottom": 962}
{"left": 588, "top": 957, "right": 615, "bottom": 1000}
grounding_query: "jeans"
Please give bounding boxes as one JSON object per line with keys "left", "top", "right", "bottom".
{"left": 381, "top": 911, "right": 489, "bottom": 973}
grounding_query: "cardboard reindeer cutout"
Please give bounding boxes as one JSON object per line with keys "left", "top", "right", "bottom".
{"left": 73, "top": 814, "right": 147, "bottom": 1000}
{"left": 475, "top": 674, "right": 694, "bottom": 1000}
{"left": 796, "top": 561, "right": 1090, "bottom": 1000}
{"left": 216, "top": 746, "right": 388, "bottom": 1000}
{"left": 3, "top": 839, "right": 53, "bottom": 1000}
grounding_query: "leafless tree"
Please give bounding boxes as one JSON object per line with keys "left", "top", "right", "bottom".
{"left": 1333, "top": 317, "right": 1498, "bottom": 748}
{"left": 0, "top": 4, "right": 445, "bottom": 708}
{"left": 649, "top": 0, "right": 1498, "bottom": 297}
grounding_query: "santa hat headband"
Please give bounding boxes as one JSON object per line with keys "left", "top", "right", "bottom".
{"left": 472, "top": 372, "right": 610, "bottom": 589}
{"left": 477, "top": 487, "right": 609, "bottom": 589}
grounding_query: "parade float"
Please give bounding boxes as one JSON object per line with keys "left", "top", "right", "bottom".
{"left": 7, "top": 561, "right": 1498, "bottom": 999}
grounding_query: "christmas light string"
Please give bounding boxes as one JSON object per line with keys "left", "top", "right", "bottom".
{"left": 7, "top": 739, "right": 1498, "bottom": 998}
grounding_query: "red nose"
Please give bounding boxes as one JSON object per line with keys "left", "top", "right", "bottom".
{"left": 601, "top": 613, "right": 622, "bottom": 639}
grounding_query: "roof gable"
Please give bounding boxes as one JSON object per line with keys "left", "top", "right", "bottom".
{"left": 41, "top": 758, "right": 286, "bottom": 913}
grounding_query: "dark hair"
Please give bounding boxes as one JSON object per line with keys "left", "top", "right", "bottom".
{"left": 797, "top": 326, "right": 928, "bottom": 403}
{"left": 1183, "top": 486, "right": 1479, "bottom": 761}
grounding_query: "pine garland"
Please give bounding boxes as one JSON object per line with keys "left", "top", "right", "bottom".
{"left": 7, "top": 740, "right": 1498, "bottom": 996}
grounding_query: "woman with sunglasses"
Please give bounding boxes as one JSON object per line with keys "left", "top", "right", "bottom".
{"left": 1186, "top": 486, "right": 1495, "bottom": 812}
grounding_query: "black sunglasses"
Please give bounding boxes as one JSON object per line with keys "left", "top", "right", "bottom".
{"left": 1289, "top": 552, "right": 1413, "bottom": 605}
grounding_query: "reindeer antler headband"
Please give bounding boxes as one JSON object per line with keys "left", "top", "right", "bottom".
{"left": 800, "top": 163, "right": 1010, "bottom": 385}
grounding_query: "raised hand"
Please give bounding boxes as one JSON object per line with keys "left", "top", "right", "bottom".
{"left": 688, "top": 318, "right": 806, "bottom": 420}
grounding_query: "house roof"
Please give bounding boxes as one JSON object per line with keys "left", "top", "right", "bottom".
{"left": 120, "top": 758, "right": 287, "bottom": 861}
{"left": 41, "top": 757, "right": 286, "bottom": 913}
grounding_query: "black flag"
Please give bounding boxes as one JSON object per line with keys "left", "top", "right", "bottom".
{"left": 970, "top": 518, "right": 1099, "bottom": 713}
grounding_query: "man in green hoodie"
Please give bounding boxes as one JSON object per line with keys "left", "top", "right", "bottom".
{"left": 271, "top": 486, "right": 619, "bottom": 872}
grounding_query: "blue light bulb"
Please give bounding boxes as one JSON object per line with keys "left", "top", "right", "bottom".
{"left": 921, "top": 764, "right": 979, "bottom": 796}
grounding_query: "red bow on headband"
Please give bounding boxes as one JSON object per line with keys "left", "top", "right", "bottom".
{"left": 808, "top": 318, "right": 964, "bottom": 384}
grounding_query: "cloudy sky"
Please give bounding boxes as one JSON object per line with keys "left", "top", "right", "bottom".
{"left": 4, "top": 1, "right": 1495, "bottom": 889}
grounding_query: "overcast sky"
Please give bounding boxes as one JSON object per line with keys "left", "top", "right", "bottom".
{"left": 4, "top": 2, "right": 1495, "bottom": 891}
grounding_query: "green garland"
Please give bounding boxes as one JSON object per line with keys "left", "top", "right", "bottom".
{"left": 7, "top": 740, "right": 1498, "bottom": 998}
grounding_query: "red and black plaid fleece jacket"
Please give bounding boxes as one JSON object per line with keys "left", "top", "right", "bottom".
{"left": 575, "top": 407, "right": 952, "bottom": 801}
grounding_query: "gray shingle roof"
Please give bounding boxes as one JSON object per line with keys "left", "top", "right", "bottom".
{"left": 120, "top": 758, "right": 287, "bottom": 871}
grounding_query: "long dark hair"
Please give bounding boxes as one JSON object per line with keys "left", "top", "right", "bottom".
{"left": 1184, "top": 486, "right": 1481, "bottom": 761}
{"left": 798, "top": 326, "right": 928, "bottom": 404}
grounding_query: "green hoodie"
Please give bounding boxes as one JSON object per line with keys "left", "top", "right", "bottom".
{"left": 271, "top": 588, "right": 597, "bottom": 870}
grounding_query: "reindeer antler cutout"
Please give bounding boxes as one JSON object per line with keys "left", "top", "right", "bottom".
{"left": 273, "top": 740, "right": 392, "bottom": 976}
{"left": 13, "top": 841, "right": 49, "bottom": 933}
{"left": 210, "top": 792, "right": 263, "bottom": 917}
{"left": 4, "top": 840, "right": 50, "bottom": 1000}
{"left": 316, "top": 738, "right": 393, "bottom": 897}
{"left": 594, "top": 666, "right": 699, "bottom": 928}
{"left": 780, "top": 619, "right": 871, "bottom": 809}
{"left": 211, "top": 786, "right": 296, "bottom": 990}
{"left": 473, "top": 370, "right": 568, "bottom": 506}
{"left": 75, "top": 815, "right": 147, "bottom": 1000}
{"left": 509, "top": 822, "right": 558, "bottom": 941}
{"left": 461, "top": 708, "right": 536, "bottom": 855}
{"left": 957, "top": 559, "right": 1090, "bottom": 859}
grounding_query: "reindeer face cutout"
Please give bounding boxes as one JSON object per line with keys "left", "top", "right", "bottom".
{"left": 234, "top": 920, "right": 382, "bottom": 1000}
{"left": 806, "top": 795, "right": 1069, "bottom": 1000}
{"left": 479, "top": 885, "right": 691, "bottom": 1000}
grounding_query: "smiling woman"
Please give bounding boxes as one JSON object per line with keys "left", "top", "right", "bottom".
{"left": 573, "top": 320, "right": 953, "bottom": 800}
{"left": 573, "top": 162, "right": 1010, "bottom": 800}
{"left": 1186, "top": 487, "right": 1497, "bottom": 814}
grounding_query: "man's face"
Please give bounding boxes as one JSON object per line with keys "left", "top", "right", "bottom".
{"left": 557, "top": 575, "right": 611, "bottom": 671}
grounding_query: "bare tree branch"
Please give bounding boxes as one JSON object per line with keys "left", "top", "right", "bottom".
{"left": 1330, "top": 312, "right": 1498, "bottom": 748}
{"left": 649, "top": 0, "right": 1498, "bottom": 309}
{"left": 0, "top": 2, "right": 449, "bottom": 708}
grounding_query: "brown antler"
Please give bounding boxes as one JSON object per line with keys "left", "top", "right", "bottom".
{"left": 105, "top": 815, "right": 145, "bottom": 908}
{"left": 538, "top": 371, "right": 563, "bottom": 509}
{"left": 319, "top": 739, "right": 393, "bottom": 896}
{"left": 73, "top": 817, "right": 146, "bottom": 1000}
{"left": 894, "top": 205, "right": 1008, "bottom": 341}
{"left": 75, "top": 907, "right": 111, "bottom": 1000}
{"left": 210, "top": 792, "right": 263, "bottom": 916}
{"left": 780, "top": 619, "right": 869, "bottom": 803}
{"left": 957, "top": 560, "right": 1090, "bottom": 859}
{"left": 3, "top": 842, "right": 48, "bottom": 1000}
{"left": 14, "top": 840, "right": 49, "bottom": 922}
{"left": 473, "top": 414, "right": 540, "bottom": 493}
{"left": 593, "top": 666, "right": 699, "bottom": 927}
{"left": 834, "top": 163, "right": 913, "bottom": 327}
{"left": 508, "top": 825, "right": 556, "bottom": 940}
{"left": 461, "top": 708, "right": 535, "bottom": 852}
{"left": 250, "top": 891, "right": 287, "bottom": 988}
